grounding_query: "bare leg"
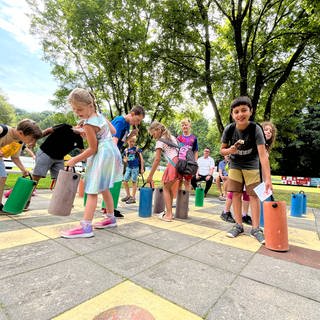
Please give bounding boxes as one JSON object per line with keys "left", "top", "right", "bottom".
{"left": 232, "top": 192, "right": 243, "bottom": 226}
{"left": 0, "top": 177, "right": 6, "bottom": 205}
{"left": 249, "top": 195, "right": 260, "bottom": 229}
{"left": 132, "top": 182, "right": 137, "bottom": 199}
{"left": 123, "top": 181, "right": 130, "bottom": 197}
{"left": 83, "top": 193, "right": 98, "bottom": 221}
{"left": 163, "top": 180, "right": 175, "bottom": 219}
{"left": 101, "top": 189, "right": 114, "bottom": 215}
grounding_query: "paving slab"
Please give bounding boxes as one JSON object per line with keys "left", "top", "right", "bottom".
{"left": 132, "top": 254, "right": 237, "bottom": 317}
{"left": 206, "top": 276, "right": 320, "bottom": 320}
{"left": 240, "top": 254, "right": 320, "bottom": 302}
{"left": 86, "top": 239, "right": 173, "bottom": 278}
{"left": 0, "top": 256, "right": 123, "bottom": 320}
{"left": 0, "top": 239, "right": 77, "bottom": 280}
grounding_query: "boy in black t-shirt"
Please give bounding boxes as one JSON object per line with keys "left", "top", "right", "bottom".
{"left": 25, "top": 123, "right": 84, "bottom": 209}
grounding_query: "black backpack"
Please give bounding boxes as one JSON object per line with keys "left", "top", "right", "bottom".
{"left": 159, "top": 138, "right": 198, "bottom": 176}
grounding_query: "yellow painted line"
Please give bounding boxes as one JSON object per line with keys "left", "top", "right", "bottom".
{"left": 172, "top": 223, "right": 221, "bottom": 239}
{"left": 53, "top": 280, "right": 201, "bottom": 320}
{"left": 0, "top": 228, "right": 48, "bottom": 250}
{"left": 207, "top": 230, "right": 262, "bottom": 252}
{"left": 288, "top": 227, "right": 320, "bottom": 251}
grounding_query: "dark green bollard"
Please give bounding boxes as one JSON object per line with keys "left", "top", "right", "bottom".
{"left": 101, "top": 180, "right": 122, "bottom": 209}
{"left": 195, "top": 186, "right": 204, "bottom": 207}
{"left": 4, "top": 176, "right": 37, "bottom": 214}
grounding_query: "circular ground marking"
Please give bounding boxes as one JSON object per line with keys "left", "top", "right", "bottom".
{"left": 93, "top": 305, "right": 155, "bottom": 320}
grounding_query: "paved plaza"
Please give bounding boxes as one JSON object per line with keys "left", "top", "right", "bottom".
{"left": 0, "top": 189, "right": 319, "bottom": 320}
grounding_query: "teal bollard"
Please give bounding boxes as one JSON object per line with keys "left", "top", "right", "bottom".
{"left": 290, "top": 193, "right": 303, "bottom": 217}
{"left": 138, "top": 183, "right": 154, "bottom": 217}
{"left": 299, "top": 191, "right": 307, "bottom": 215}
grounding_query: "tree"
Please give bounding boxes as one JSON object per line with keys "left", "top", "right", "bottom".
{"left": 275, "top": 104, "right": 320, "bottom": 176}
{"left": 27, "top": 0, "right": 185, "bottom": 124}
{"left": 153, "top": 0, "right": 320, "bottom": 133}
{"left": 0, "top": 91, "right": 16, "bottom": 125}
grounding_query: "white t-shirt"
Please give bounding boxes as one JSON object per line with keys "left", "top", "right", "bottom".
{"left": 197, "top": 156, "right": 215, "bottom": 176}
{"left": 155, "top": 136, "right": 179, "bottom": 162}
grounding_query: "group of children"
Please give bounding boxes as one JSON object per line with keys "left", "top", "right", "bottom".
{"left": 0, "top": 90, "right": 274, "bottom": 245}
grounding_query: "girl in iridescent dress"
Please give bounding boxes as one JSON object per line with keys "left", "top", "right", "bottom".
{"left": 61, "top": 88, "right": 123, "bottom": 238}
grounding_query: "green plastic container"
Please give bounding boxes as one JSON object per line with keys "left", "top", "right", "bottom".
{"left": 4, "top": 176, "right": 37, "bottom": 214}
{"left": 101, "top": 180, "right": 122, "bottom": 209}
{"left": 195, "top": 187, "right": 204, "bottom": 207}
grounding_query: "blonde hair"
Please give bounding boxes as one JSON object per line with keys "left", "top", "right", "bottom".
{"left": 68, "top": 88, "right": 100, "bottom": 112}
{"left": 181, "top": 118, "right": 191, "bottom": 126}
{"left": 148, "top": 121, "right": 173, "bottom": 140}
{"left": 261, "top": 121, "right": 277, "bottom": 151}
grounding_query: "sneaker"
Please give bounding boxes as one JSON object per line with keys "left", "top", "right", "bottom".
{"left": 93, "top": 216, "right": 117, "bottom": 229}
{"left": 220, "top": 211, "right": 236, "bottom": 223}
{"left": 250, "top": 228, "right": 265, "bottom": 244}
{"left": 114, "top": 209, "right": 124, "bottom": 218}
{"left": 121, "top": 195, "right": 131, "bottom": 202}
{"left": 126, "top": 197, "right": 136, "bottom": 204}
{"left": 226, "top": 223, "right": 244, "bottom": 238}
{"left": 218, "top": 195, "right": 226, "bottom": 201}
{"left": 61, "top": 223, "right": 94, "bottom": 239}
{"left": 242, "top": 215, "right": 252, "bottom": 225}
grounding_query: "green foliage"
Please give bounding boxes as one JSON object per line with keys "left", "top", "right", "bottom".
{"left": 0, "top": 91, "right": 16, "bottom": 124}
{"left": 274, "top": 104, "right": 320, "bottom": 176}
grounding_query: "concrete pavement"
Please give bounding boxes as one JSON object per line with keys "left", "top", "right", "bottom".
{"left": 0, "top": 189, "right": 319, "bottom": 320}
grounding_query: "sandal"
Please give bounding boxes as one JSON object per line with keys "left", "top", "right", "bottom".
{"left": 158, "top": 212, "right": 173, "bottom": 222}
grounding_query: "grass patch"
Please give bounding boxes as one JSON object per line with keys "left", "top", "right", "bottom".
{"left": 5, "top": 171, "right": 319, "bottom": 209}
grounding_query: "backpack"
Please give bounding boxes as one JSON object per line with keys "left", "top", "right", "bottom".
{"left": 159, "top": 138, "right": 198, "bottom": 176}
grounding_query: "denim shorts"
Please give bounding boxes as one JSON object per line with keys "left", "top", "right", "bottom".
{"left": 0, "top": 159, "right": 7, "bottom": 178}
{"left": 123, "top": 166, "right": 139, "bottom": 182}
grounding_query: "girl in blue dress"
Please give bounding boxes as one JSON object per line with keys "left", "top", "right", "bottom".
{"left": 61, "top": 88, "right": 123, "bottom": 238}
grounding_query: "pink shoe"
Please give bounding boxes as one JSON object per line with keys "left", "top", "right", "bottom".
{"left": 61, "top": 224, "right": 94, "bottom": 239}
{"left": 93, "top": 216, "right": 117, "bottom": 229}
{"left": 4, "top": 189, "right": 12, "bottom": 198}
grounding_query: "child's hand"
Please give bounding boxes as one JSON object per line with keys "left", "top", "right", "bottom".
{"left": 65, "top": 158, "right": 76, "bottom": 167}
{"left": 234, "top": 139, "right": 244, "bottom": 148}
{"left": 229, "top": 145, "right": 238, "bottom": 154}
{"left": 146, "top": 175, "right": 153, "bottom": 184}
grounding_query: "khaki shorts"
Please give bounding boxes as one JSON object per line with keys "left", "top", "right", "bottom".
{"left": 227, "top": 168, "right": 260, "bottom": 196}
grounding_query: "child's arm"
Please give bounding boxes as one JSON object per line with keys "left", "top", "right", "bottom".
{"left": 106, "top": 119, "right": 116, "bottom": 135}
{"left": 25, "top": 146, "right": 36, "bottom": 159}
{"left": 146, "top": 148, "right": 161, "bottom": 183}
{"left": 65, "top": 124, "right": 98, "bottom": 166}
{"left": 220, "top": 143, "right": 238, "bottom": 156}
{"left": 11, "top": 157, "right": 29, "bottom": 176}
{"left": 257, "top": 144, "right": 272, "bottom": 192}
{"left": 42, "top": 127, "right": 53, "bottom": 137}
{"left": 139, "top": 151, "right": 145, "bottom": 173}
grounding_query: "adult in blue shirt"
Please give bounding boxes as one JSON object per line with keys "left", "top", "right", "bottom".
{"left": 111, "top": 105, "right": 145, "bottom": 151}
{"left": 103, "top": 105, "right": 145, "bottom": 218}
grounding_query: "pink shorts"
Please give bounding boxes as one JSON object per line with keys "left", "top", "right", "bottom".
{"left": 162, "top": 157, "right": 181, "bottom": 184}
